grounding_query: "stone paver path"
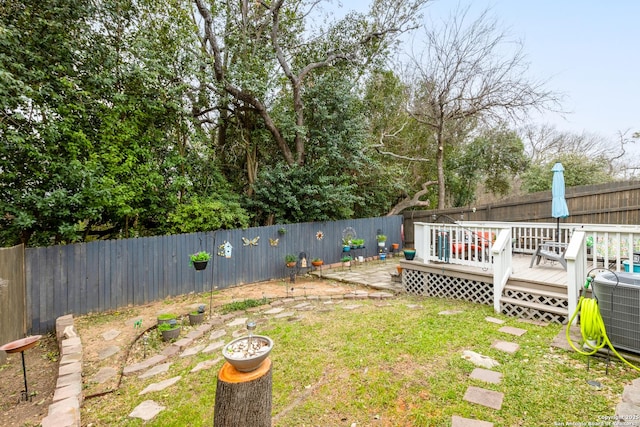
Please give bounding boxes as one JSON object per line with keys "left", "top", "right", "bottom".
{"left": 129, "top": 400, "right": 165, "bottom": 421}
{"left": 469, "top": 368, "right": 502, "bottom": 385}
{"left": 463, "top": 386, "right": 504, "bottom": 410}
{"left": 450, "top": 311, "right": 530, "bottom": 425}
{"left": 491, "top": 340, "right": 520, "bottom": 354}
{"left": 139, "top": 376, "right": 182, "bottom": 396}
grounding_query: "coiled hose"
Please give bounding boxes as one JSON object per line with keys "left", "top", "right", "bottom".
{"left": 565, "top": 271, "right": 640, "bottom": 371}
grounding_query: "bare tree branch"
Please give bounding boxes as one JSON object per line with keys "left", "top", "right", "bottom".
{"left": 405, "top": 5, "right": 561, "bottom": 209}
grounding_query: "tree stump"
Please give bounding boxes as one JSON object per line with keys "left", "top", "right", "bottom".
{"left": 213, "top": 358, "right": 272, "bottom": 427}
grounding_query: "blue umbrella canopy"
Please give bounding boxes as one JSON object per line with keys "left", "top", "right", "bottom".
{"left": 551, "top": 163, "right": 569, "bottom": 219}
{"left": 551, "top": 162, "right": 569, "bottom": 242}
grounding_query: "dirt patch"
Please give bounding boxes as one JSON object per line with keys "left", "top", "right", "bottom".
{"left": 0, "top": 334, "right": 59, "bottom": 427}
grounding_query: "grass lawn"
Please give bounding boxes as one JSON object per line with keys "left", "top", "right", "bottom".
{"left": 81, "top": 295, "right": 637, "bottom": 426}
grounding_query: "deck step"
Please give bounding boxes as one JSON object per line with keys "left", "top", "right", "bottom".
{"left": 503, "top": 283, "right": 567, "bottom": 300}
{"left": 499, "top": 296, "right": 568, "bottom": 316}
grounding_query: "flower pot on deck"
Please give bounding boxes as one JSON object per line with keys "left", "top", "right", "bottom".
{"left": 403, "top": 249, "right": 416, "bottom": 260}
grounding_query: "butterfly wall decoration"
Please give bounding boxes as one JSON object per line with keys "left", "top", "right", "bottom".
{"left": 269, "top": 238, "right": 279, "bottom": 247}
{"left": 242, "top": 236, "right": 260, "bottom": 247}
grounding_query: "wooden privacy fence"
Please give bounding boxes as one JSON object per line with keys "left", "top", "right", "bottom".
{"left": 25, "top": 216, "right": 403, "bottom": 333}
{"left": 403, "top": 180, "right": 640, "bottom": 246}
{"left": 0, "top": 245, "right": 26, "bottom": 364}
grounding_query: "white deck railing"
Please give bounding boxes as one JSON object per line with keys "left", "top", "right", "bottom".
{"left": 414, "top": 221, "right": 640, "bottom": 322}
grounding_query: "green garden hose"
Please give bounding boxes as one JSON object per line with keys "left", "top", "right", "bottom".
{"left": 566, "top": 275, "right": 640, "bottom": 371}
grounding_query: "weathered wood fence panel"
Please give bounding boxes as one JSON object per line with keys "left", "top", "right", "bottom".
{"left": 0, "top": 245, "right": 26, "bottom": 364}
{"left": 403, "top": 180, "right": 640, "bottom": 245}
{"left": 25, "top": 216, "right": 403, "bottom": 333}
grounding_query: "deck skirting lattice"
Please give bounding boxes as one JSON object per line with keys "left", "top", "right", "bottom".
{"left": 403, "top": 269, "right": 493, "bottom": 306}
{"left": 501, "top": 289, "right": 568, "bottom": 324}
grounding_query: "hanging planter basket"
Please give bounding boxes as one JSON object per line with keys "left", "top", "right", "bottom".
{"left": 193, "top": 261, "right": 208, "bottom": 271}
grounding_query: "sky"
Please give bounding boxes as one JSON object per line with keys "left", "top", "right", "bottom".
{"left": 334, "top": 0, "right": 639, "bottom": 144}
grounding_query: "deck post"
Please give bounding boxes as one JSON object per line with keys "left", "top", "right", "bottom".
{"left": 414, "top": 222, "right": 429, "bottom": 262}
{"left": 492, "top": 228, "right": 512, "bottom": 314}
{"left": 565, "top": 231, "right": 586, "bottom": 325}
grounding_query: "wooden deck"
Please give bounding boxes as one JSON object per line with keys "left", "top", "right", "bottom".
{"left": 405, "top": 252, "right": 569, "bottom": 288}
{"left": 510, "top": 252, "right": 567, "bottom": 287}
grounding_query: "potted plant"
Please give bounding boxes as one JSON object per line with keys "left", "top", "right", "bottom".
{"left": 311, "top": 258, "right": 323, "bottom": 267}
{"left": 190, "top": 251, "right": 211, "bottom": 270}
{"left": 189, "top": 304, "right": 206, "bottom": 325}
{"left": 403, "top": 248, "right": 416, "bottom": 260}
{"left": 158, "top": 322, "right": 181, "bottom": 342}
{"left": 376, "top": 234, "right": 387, "bottom": 247}
{"left": 342, "top": 237, "right": 352, "bottom": 252}
{"left": 341, "top": 255, "right": 352, "bottom": 267}
{"left": 351, "top": 238, "right": 365, "bottom": 248}
{"left": 157, "top": 313, "right": 177, "bottom": 325}
{"left": 278, "top": 227, "right": 287, "bottom": 235}
{"left": 285, "top": 254, "right": 297, "bottom": 267}
{"left": 391, "top": 243, "right": 400, "bottom": 251}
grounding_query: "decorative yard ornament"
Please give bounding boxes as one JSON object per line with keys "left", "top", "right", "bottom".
{"left": 218, "top": 241, "right": 233, "bottom": 258}
{"left": 242, "top": 236, "right": 260, "bottom": 247}
{"left": 269, "top": 238, "right": 279, "bottom": 247}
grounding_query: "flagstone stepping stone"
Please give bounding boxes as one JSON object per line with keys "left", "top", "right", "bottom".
{"left": 123, "top": 355, "right": 167, "bottom": 376}
{"left": 139, "top": 362, "right": 172, "bottom": 379}
{"left": 91, "top": 367, "right": 118, "bottom": 384}
{"left": 210, "top": 329, "right": 227, "bottom": 340}
{"left": 463, "top": 386, "right": 504, "bottom": 410}
{"left": 129, "top": 400, "right": 165, "bottom": 421}
{"left": 264, "top": 307, "right": 285, "bottom": 315}
{"left": 227, "top": 317, "right": 248, "bottom": 327}
{"left": 469, "top": 368, "right": 502, "bottom": 384}
{"left": 139, "top": 376, "right": 182, "bottom": 395}
{"left": 498, "top": 325, "right": 527, "bottom": 336}
{"left": 491, "top": 340, "right": 520, "bottom": 354}
{"left": 102, "top": 329, "right": 121, "bottom": 341}
{"left": 98, "top": 345, "right": 120, "bottom": 360}
{"left": 191, "top": 357, "right": 223, "bottom": 373}
{"left": 368, "top": 292, "right": 394, "bottom": 299}
{"left": 293, "top": 302, "right": 311, "bottom": 309}
{"left": 439, "top": 309, "right": 463, "bottom": 315}
{"left": 485, "top": 316, "right": 505, "bottom": 325}
{"left": 172, "top": 338, "right": 194, "bottom": 350}
{"left": 181, "top": 344, "right": 206, "bottom": 358}
{"left": 452, "top": 415, "right": 494, "bottom": 427}
{"left": 406, "top": 304, "right": 422, "bottom": 309}
{"left": 186, "top": 329, "right": 204, "bottom": 340}
{"left": 343, "top": 304, "right": 363, "bottom": 310}
{"left": 197, "top": 323, "right": 214, "bottom": 333}
{"left": 232, "top": 329, "right": 246, "bottom": 338}
{"left": 274, "top": 311, "right": 295, "bottom": 319}
{"left": 461, "top": 351, "right": 500, "bottom": 369}
{"left": 203, "top": 340, "right": 226, "bottom": 354}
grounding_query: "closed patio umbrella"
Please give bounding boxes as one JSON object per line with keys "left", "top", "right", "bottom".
{"left": 551, "top": 162, "right": 569, "bottom": 242}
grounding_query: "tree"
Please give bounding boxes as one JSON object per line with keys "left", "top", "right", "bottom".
{"left": 192, "top": 0, "right": 429, "bottom": 168}
{"left": 0, "top": 0, "right": 100, "bottom": 245}
{"left": 405, "top": 6, "right": 559, "bottom": 209}
{"left": 448, "top": 127, "right": 529, "bottom": 206}
{"left": 520, "top": 153, "right": 613, "bottom": 193}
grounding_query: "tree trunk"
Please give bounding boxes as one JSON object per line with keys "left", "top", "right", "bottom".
{"left": 213, "top": 358, "right": 272, "bottom": 427}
